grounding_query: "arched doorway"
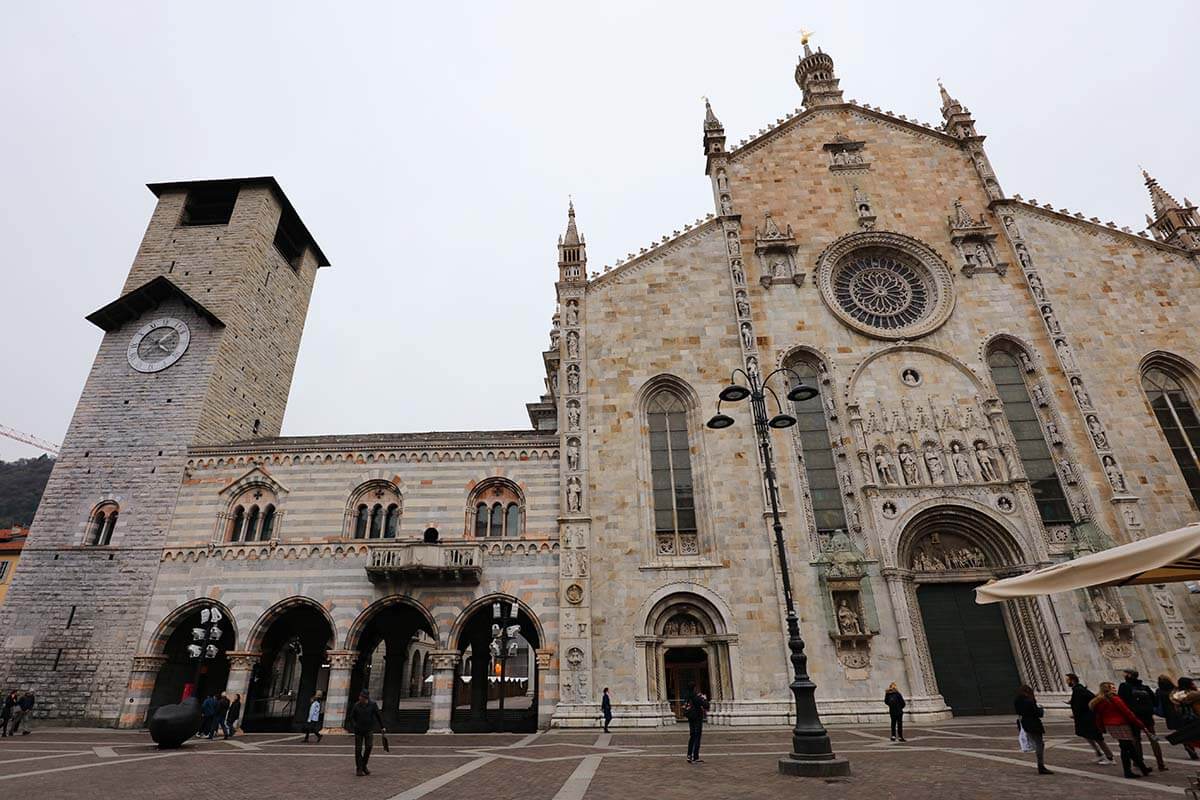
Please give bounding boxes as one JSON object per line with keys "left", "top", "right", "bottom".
{"left": 451, "top": 596, "right": 541, "bottom": 733}
{"left": 643, "top": 593, "right": 732, "bottom": 719}
{"left": 243, "top": 599, "right": 336, "bottom": 732}
{"left": 146, "top": 601, "right": 237, "bottom": 722}
{"left": 900, "top": 505, "right": 1059, "bottom": 715}
{"left": 346, "top": 597, "right": 437, "bottom": 732}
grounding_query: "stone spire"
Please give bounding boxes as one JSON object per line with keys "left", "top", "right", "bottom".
{"left": 938, "top": 81, "right": 977, "bottom": 139}
{"left": 1142, "top": 170, "right": 1200, "bottom": 250}
{"left": 557, "top": 200, "right": 587, "bottom": 282}
{"left": 794, "top": 34, "right": 843, "bottom": 108}
{"left": 702, "top": 97, "right": 727, "bottom": 165}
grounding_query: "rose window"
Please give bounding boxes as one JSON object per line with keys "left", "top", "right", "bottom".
{"left": 833, "top": 251, "right": 930, "bottom": 329}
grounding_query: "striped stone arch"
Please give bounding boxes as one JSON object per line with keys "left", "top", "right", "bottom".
{"left": 245, "top": 596, "right": 337, "bottom": 653}
{"left": 148, "top": 597, "right": 239, "bottom": 654}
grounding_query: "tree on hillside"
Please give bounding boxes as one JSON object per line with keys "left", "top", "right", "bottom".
{"left": 0, "top": 455, "right": 56, "bottom": 528}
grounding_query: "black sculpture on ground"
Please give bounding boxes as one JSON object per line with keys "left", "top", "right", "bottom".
{"left": 148, "top": 696, "right": 201, "bottom": 749}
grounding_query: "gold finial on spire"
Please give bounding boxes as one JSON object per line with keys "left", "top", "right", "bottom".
{"left": 800, "top": 28, "right": 814, "bottom": 46}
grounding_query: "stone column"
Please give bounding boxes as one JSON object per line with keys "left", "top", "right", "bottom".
{"left": 322, "top": 650, "right": 357, "bottom": 732}
{"left": 882, "top": 569, "right": 936, "bottom": 695}
{"left": 223, "top": 651, "right": 260, "bottom": 728}
{"left": 427, "top": 650, "right": 461, "bottom": 734}
{"left": 119, "top": 654, "right": 167, "bottom": 728}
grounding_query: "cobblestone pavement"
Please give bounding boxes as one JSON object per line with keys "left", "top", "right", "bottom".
{"left": 0, "top": 718, "right": 1197, "bottom": 799}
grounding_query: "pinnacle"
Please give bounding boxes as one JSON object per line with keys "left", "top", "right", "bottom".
{"left": 1143, "top": 169, "right": 1183, "bottom": 218}
{"left": 562, "top": 199, "right": 581, "bottom": 247}
{"left": 703, "top": 98, "right": 723, "bottom": 131}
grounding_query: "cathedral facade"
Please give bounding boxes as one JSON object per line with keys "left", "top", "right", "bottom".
{"left": 4, "top": 42, "right": 1200, "bottom": 731}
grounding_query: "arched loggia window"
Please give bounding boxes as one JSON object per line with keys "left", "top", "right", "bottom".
{"left": 226, "top": 487, "right": 280, "bottom": 543}
{"left": 1143, "top": 362, "right": 1200, "bottom": 509}
{"left": 346, "top": 482, "right": 402, "bottom": 539}
{"left": 467, "top": 479, "right": 524, "bottom": 537}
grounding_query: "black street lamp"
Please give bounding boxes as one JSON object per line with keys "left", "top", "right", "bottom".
{"left": 707, "top": 367, "right": 850, "bottom": 777}
{"left": 489, "top": 600, "right": 521, "bottom": 732}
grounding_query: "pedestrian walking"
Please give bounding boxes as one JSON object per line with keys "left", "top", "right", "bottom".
{"left": 1157, "top": 675, "right": 1198, "bottom": 760}
{"left": 1091, "top": 681, "right": 1152, "bottom": 779}
{"left": 226, "top": 693, "right": 242, "bottom": 737}
{"left": 1119, "top": 669, "right": 1166, "bottom": 771}
{"left": 884, "top": 682, "right": 906, "bottom": 742}
{"left": 8, "top": 691, "right": 34, "bottom": 736}
{"left": 601, "top": 687, "right": 613, "bottom": 733}
{"left": 683, "top": 683, "right": 709, "bottom": 764}
{"left": 201, "top": 694, "right": 218, "bottom": 739}
{"left": 1065, "top": 673, "right": 1114, "bottom": 764}
{"left": 215, "top": 693, "right": 233, "bottom": 739}
{"left": 304, "top": 691, "right": 324, "bottom": 743}
{"left": 1170, "top": 677, "right": 1200, "bottom": 753}
{"left": 348, "top": 690, "right": 385, "bottom": 777}
{"left": 0, "top": 691, "right": 15, "bottom": 738}
{"left": 1014, "top": 685, "right": 1052, "bottom": 775}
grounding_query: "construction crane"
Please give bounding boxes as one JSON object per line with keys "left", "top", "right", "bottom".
{"left": 0, "top": 424, "right": 61, "bottom": 456}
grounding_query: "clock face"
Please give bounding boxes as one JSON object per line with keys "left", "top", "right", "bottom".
{"left": 127, "top": 317, "right": 190, "bottom": 373}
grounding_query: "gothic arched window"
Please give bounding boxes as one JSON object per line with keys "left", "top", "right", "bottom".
{"left": 226, "top": 486, "right": 280, "bottom": 542}
{"left": 466, "top": 479, "right": 524, "bottom": 537}
{"left": 346, "top": 481, "right": 402, "bottom": 539}
{"left": 647, "top": 389, "right": 697, "bottom": 556}
{"left": 87, "top": 502, "right": 119, "bottom": 546}
{"left": 1143, "top": 363, "right": 1200, "bottom": 509}
{"left": 987, "top": 349, "right": 1071, "bottom": 523}
{"left": 784, "top": 358, "right": 846, "bottom": 538}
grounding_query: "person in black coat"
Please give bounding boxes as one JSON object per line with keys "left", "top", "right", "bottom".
{"left": 601, "top": 687, "right": 613, "bottom": 733}
{"left": 1156, "top": 675, "right": 1199, "bottom": 760}
{"left": 0, "top": 691, "right": 15, "bottom": 738}
{"left": 348, "top": 690, "right": 385, "bottom": 777}
{"left": 226, "top": 693, "right": 242, "bottom": 737}
{"left": 884, "top": 683, "right": 906, "bottom": 742}
{"left": 1065, "top": 674, "right": 1114, "bottom": 764}
{"left": 683, "top": 683, "right": 710, "bottom": 764}
{"left": 1015, "top": 685, "right": 1052, "bottom": 775}
{"left": 1119, "top": 669, "right": 1166, "bottom": 771}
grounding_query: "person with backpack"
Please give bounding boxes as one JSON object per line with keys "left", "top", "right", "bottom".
{"left": 1092, "top": 682, "right": 1152, "bottom": 779}
{"left": 1119, "top": 669, "right": 1166, "bottom": 771}
{"left": 1065, "top": 674, "right": 1114, "bottom": 764}
{"left": 884, "top": 682, "right": 906, "bottom": 742}
{"left": 1157, "top": 675, "right": 1198, "bottom": 760}
{"left": 1170, "top": 677, "right": 1200, "bottom": 753}
{"left": 683, "top": 683, "right": 709, "bottom": 764}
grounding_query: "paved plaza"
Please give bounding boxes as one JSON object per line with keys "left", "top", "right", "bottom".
{"left": 1, "top": 717, "right": 1199, "bottom": 799}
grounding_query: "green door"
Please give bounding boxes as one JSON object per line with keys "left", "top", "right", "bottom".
{"left": 917, "top": 583, "right": 1022, "bottom": 715}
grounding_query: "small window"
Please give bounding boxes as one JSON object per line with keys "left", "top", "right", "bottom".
{"left": 0, "top": 561, "right": 9, "bottom": 582}
{"left": 87, "top": 502, "right": 119, "bottom": 546}
{"left": 466, "top": 479, "right": 524, "bottom": 537}
{"left": 180, "top": 185, "right": 238, "bottom": 226}
{"left": 273, "top": 211, "right": 306, "bottom": 268}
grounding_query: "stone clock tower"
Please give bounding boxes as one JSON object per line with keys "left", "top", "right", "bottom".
{"left": 0, "top": 177, "right": 328, "bottom": 723}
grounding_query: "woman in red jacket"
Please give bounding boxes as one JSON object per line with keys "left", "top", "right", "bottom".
{"left": 1091, "top": 682, "right": 1153, "bottom": 779}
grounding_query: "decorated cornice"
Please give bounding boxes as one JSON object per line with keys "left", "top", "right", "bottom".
{"left": 587, "top": 218, "right": 722, "bottom": 292}
{"left": 161, "top": 536, "right": 561, "bottom": 563}
{"left": 187, "top": 442, "right": 559, "bottom": 471}
{"left": 993, "top": 197, "right": 1195, "bottom": 259}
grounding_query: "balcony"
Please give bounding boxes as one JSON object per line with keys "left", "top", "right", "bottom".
{"left": 365, "top": 542, "right": 484, "bottom": 584}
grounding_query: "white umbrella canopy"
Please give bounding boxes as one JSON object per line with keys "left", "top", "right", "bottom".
{"left": 976, "top": 522, "right": 1200, "bottom": 604}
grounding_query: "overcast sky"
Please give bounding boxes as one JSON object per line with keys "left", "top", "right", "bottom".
{"left": 2, "top": 1, "right": 1197, "bottom": 461}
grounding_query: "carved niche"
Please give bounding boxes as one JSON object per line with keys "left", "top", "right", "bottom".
{"left": 755, "top": 213, "right": 804, "bottom": 288}
{"left": 948, "top": 199, "right": 1007, "bottom": 277}
{"left": 823, "top": 132, "right": 869, "bottom": 171}
{"left": 908, "top": 531, "right": 988, "bottom": 572}
{"left": 816, "top": 530, "right": 876, "bottom": 674}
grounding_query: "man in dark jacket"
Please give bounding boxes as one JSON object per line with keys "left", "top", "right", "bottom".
{"left": 601, "top": 688, "right": 613, "bottom": 733}
{"left": 684, "top": 684, "right": 709, "bottom": 764}
{"left": 9, "top": 691, "right": 34, "bottom": 736}
{"left": 1065, "top": 674, "right": 1114, "bottom": 764}
{"left": 213, "top": 693, "right": 232, "bottom": 739}
{"left": 0, "top": 691, "right": 15, "bottom": 737}
{"left": 348, "top": 690, "right": 385, "bottom": 776}
{"left": 199, "top": 694, "right": 217, "bottom": 739}
{"left": 1119, "top": 669, "right": 1166, "bottom": 771}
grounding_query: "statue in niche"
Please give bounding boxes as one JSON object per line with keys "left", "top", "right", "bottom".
{"left": 1055, "top": 339, "right": 1076, "bottom": 371}
{"left": 1088, "top": 416, "right": 1108, "bottom": 449}
{"left": 1103, "top": 456, "right": 1126, "bottom": 492}
{"left": 566, "top": 476, "right": 582, "bottom": 512}
{"left": 566, "top": 331, "right": 579, "bottom": 360}
{"left": 736, "top": 291, "right": 750, "bottom": 318}
{"left": 924, "top": 446, "right": 946, "bottom": 484}
{"left": 566, "top": 365, "right": 580, "bottom": 394}
{"left": 1071, "top": 378, "right": 1091, "bottom": 408}
{"left": 566, "top": 438, "right": 581, "bottom": 471}
{"left": 1017, "top": 245, "right": 1033, "bottom": 271}
{"left": 567, "top": 401, "right": 581, "bottom": 431}
{"left": 1028, "top": 272, "right": 1045, "bottom": 301}
{"left": 1003, "top": 215, "right": 1019, "bottom": 238}
{"left": 837, "top": 599, "right": 863, "bottom": 635}
{"left": 1030, "top": 382, "right": 1048, "bottom": 407}
{"left": 817, "top": 360, "right": 830, "bottom": 383}
{"left": 741, "top": 322, "right": 754, "bottom": 351}
{"left": 565, "top": 301, "right": 579, "bottom": 326}
{"left": 874, "top": 449, "right": 898, "bottom": 486}
{"left": 727, "top": 232, "right": 740, "bottom": 256}
{"left": 769, "top": 257, "right": 787, "bottom": 279}
{"left": 1045, "top": 421, "right": 1063, "bottom": 445}
{"left": 1123, "top": 505, "right": 1141, "bottom": 528}
{"left": 551, "top": 371, "right": 559, "bottom": 392}
{"left": 731, "top": 260, "right": 745, "bottom": 285}
{"left": 1041, "top": 306, "right": 1061, "bottom": 334}
{"left": 550, "top": 326, "right": 560, "bottom": 350}
{"left": 824, "top": 388, "right": 837, "bottom": 416}
{"left": 1092, "top": 591, "right": 1122, "bottom": 625}
{"left": 974, "top": 243, "right": 995, "bottom": 270}
{"left": 716, "top": 170, "right": 729, "bottom": 191}
{"left": 746, "top": 356, "right": 760, "bottom": 380}
{"left": 951, "top": 442, "right": 974, "bottom": 482}
{"left": 1017, "top": 351, "right": 1034, "bottom": 372}
{"left": 1152, "top": 587, "right": 1177, "bottom": 619}
{"left": 997, "top": 496, "right": 1014, "bottom": 512}
{"left": 832, "top": 149, "right": 847, "bottom": 166}
{"left": 898, "top": 445, "right": 920, "bottom": 485}
{"left": 859, "top": 453, "right": 873, "bottom": 483}
{"left": 720, "top": 195, "right": 733, "bottom": 215}
{"left": 975, "top": 441, "right": 1000, "bottom": 482}
{"left": 1059, "top": 459, "right": 1077, "bottom": 484}
{"left": 901, "top": 368, "right": 920, "bottom": 386}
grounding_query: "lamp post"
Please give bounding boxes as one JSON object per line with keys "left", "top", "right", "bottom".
{"left": 707, "top": 367, "right": 850, "bottom": 777}
{"left": 489, "top": 600, "right": 521, "bottom": 732}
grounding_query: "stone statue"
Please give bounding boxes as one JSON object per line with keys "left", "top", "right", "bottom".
{"left": 1041, "top": 306, "right": 1061, "bottom": 334}
{"left": 566, "top": 365, "right": 580, "bottom": 394}
{"left": 566, "top": 476, "right": 582, "bottom": 512}
{"left": 925, "top": 447, "right": 946, "bottom": 484}
{"left": 1030, "top": 382, "right": 1048, "bottom": 407}
{"left": 875, "top": 450, "right": 898, "bottom": 485}
{"left": 975, "top": 441, "right": 1000, "bottom": 482}
{"left": 1059, "top": 459, "right": 1076, "bottom": 484}
{"left": 1092, "top": 592, "right": 1121, "bottom": 626}
{"left": 1018, "top": 246, "right": 1033, "bottom": 272}
{"left": 1103, "top": 456, "right": 1126, "bottom": 492}
{"left": 1087, "top": 416, "right": 1108, "bottom": 449}
{"left": 1055, "top": 339, "right": 1076, "bottom": 371}
{"left": 974, "top": 243, "right": 994, "bottom": 269}
{"left": 727, "top": 232, "right": 740, "bottom": 256}
{"left": 901, "top": 368, "right": 920, "bottom": 386}
{"left": 832, "top": 149, "right": 847, "bottom": 166}
{"left": 898, "top": 447, "right": 920, "bottom": 485}
{"left": 736, "top": 291, "right": 750, "bottom": 318}
{"left": 741, "top": 322, "right": 754, "bottom": 350}
{"left": 746, "top": 356, "right": 759, "bottom": 379}
{"left": 720, "top": 195, "right": 733, "bottom": 215}
{"left": 837, "top": 599, "right": 862, "bottom": 635}
{"left": 1003, "top": 215, "right": 1019, "bottom": 238}
{"left": 1071, "top": 378, "right": 1091, "bottom": 408}
{"left": 1017, "top": 351, "right": 1034, "bottom": 372}
{"left": 566, "top": 439, "right": 580, "bottom": 471}
{"left": 567, "top": 401, "right": 580, "bottom": 431}
{"left": 565, "top": 301, "right": 579, "bottom": 326}
{"left": 770, "top": 257, "right": 786, "bottom": 279}
{"left": 716, "top": 170, "right": 729, "bottom": 191}
{"left": 951, "top": 442, "right": 974, "bottom": 482}
{"left": 1045, "top": 421, "right": 1062, "bottom": 445}
{"left": 730, "top": 260, "right": 745, "bottom": 285}
{"left": 566, "top": 331, "right": 579, "bottom": 360}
